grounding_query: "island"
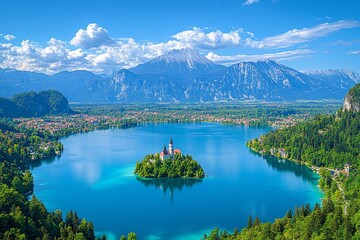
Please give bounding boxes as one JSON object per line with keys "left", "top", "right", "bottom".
{"left": 134, "top": 137, "right": 205, "bottom": 178}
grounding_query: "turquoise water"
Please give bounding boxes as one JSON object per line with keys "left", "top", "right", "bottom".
{"left": 32, "top": 123, "right": 323, "bottom": 240}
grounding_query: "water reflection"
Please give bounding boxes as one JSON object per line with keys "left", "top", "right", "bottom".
{"left": 32, "top": 125, "right": 323, "bottom": 240}
{"left": 249, "top": 150, "right": 318, "bottom": 183}
{"left": 136, "top": 177, "right": 202, "bottom": 201}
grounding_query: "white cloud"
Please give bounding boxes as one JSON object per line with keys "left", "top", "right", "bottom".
{"left": 332, "top": 40, "right": 357, "bottom": 46}
{"left": 206, "top": 49, "right": 314, "bottom": 65}
{"left": 347, "top": 50, "right": 360, "bottom": 55}
{"left": 0, "top": 35, "right": 185, "bottom": 74}
{"left": 90, "top": 38, "right": 144, "bottom": 69}
{"left": 247, "top": 20, "right": 360, "bottom": 49}
{"left": 70, "top": 23, "right": 116, "bottom": 49}
{"left": 3, "top": 34, "right": 15, "bottom": 41}
{"left": 173, "top": 27, "right": 241, "bottom": 50}
{"left": 242, "top": 0, "right": 259, "bottom": 6}
{"left": 0, "top": 38, "right": 94, "bottom": 74}
{"left": 0, "top": 21, "right": 358, "bottom": 74}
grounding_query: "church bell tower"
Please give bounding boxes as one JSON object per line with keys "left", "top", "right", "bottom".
{"left": 169, "top": 137, "right": 174, "bottom": 155}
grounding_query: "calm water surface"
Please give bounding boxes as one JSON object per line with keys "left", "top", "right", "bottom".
{"left": 32, "top": 123, "right": 323, "bottom": 240}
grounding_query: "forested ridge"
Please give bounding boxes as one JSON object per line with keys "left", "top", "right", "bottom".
{"left": 203, "top": 84, "right": 360, "bottom": 239}
{"left": 248, "top": 110, "right": 360, "bottom": 168}
{"left": 0, "top": 90, "right": 72, "bottom": 117}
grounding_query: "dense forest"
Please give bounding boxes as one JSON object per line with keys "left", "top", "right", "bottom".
{"left": 135, "top": 153, "right": 205, "bottom": 178}
{"left": 247, "top": 110, "right": 360, "bottom": 168}
{"left": 204, "top": 84, "right": 360, "bottom": 239}
{"left": 0, "top": 90, "right": 73, "bottom": 117}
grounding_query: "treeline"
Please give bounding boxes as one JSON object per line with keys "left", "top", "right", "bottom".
{"left": 247, "top": 110, "right": 360, "bottom": 168}
{"left": 0, "top": 90, "right": 73, "bottom": 117}
{"left": 203, "top": 170, "right": 360, "bottom": 239}
{"left": 203, "top": 197, "right": 352, "bottom": 239}
{"left": 135, "top": 153, "right": 205, "bottom": 178}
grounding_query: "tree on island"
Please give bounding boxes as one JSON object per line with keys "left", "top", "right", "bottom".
{"left": 134, "top": 153, "right": 205, "bottom": 178}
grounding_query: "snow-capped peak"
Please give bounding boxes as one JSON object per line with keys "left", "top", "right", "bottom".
{"left": 156, "top": 48, "right": 214, "bottom": 70}
{"left": 130, "top": 48, "right": 225, "bottom": 76}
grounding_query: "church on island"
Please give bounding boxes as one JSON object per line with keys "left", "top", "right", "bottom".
{"left": 160, "top": 137, "right": 182, "bottom": 160}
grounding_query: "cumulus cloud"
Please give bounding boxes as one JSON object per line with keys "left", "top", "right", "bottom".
{"left": 347, "top": 50, "right": 360, "bottom": 55}
{"left": 0, "top": 21, "right": 358, "bottom": 74}
{"left": 0, "top": 35, "right": 183, "bottom": 74}
{"left": 206, "top": 49, "right": 314, "bottom": 65}
{"left": 173, "top": 27, "right": 241, "bottom": 50}
{"left": 90, "top": 38, "right": 145, "bottom": 69}
{"left": 247, "top": 20, "right": 360, "bottom": 49}
{"left": 70, "top": 23, "right": 116, "bottom": 49}
{"left": 0, "top": 38, "right": 94, "bottom": 73}
{"left": 242, "top": 0, "right": 259, "bottom": 6}
{"left": 3, "top": 34, "right": 16, "bottom": 41}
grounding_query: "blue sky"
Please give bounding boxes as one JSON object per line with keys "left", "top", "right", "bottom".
{"left": 0, "top": 0, "right": 359, "bottom": 74}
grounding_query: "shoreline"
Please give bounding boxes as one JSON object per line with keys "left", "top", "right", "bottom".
{"left": 134, "top": 174, "right": 205, "bottom": 180}
{"left": 247, "top": 145, "right": 350, "bottom": 209}
{"left": 31, "top": 123, "right": 324, "bottom": 240}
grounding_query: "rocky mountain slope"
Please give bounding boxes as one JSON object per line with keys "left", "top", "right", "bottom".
{"left": 343, "top": 83, "right": 360, "bottom": 112}
{"left": 0, "top": 49, "right": 358, "bottom": 102}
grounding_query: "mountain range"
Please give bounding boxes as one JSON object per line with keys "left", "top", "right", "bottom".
{"left": 0, "top": 48, "right": 359, "bottom": 102}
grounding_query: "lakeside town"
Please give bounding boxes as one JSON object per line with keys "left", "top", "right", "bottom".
{"left": 12, "top": 112, "right": 307, "bottom": 135}
{"left": 12, "top": 102, "right": 341, "bottom": 136}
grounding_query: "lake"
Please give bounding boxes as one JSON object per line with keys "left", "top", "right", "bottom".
{"left": 32, "top": 123, "right": 323, "bottom": 240}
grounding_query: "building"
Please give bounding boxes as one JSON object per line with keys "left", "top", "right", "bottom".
{"left": 344, "top": 163, "right": 351, "bottom": 175}
{"left": 160, "top": 137, "right": 182, "bottom": 160}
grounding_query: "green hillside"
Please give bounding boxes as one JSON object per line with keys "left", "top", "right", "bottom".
{"left": 0, "top": 90, "right": 72, "bottom": 117}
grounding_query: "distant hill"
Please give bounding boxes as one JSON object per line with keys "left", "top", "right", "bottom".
{"left": 0, "top": 90, "right": 73, "bottom": 117}
{"left": 0, "top": 97, "right": 23, "bottom": 117}
{"left": 0, "top": 49, "right": 359, "bottom": 102}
